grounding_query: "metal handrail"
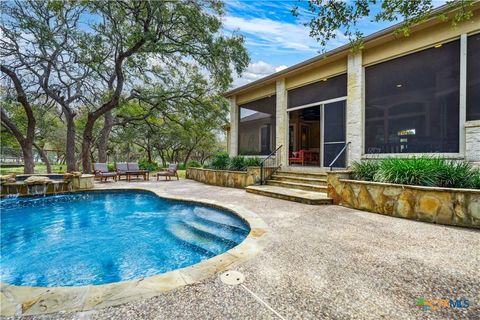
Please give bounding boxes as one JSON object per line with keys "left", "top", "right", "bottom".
{"left": 328, "top": 141, "right": 350, "bottom": 171}
{"left": 260, "top": 145, "right": 283, "bottom": 185}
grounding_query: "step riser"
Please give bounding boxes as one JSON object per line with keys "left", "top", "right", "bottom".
{"left": 246, "top": 188, "right": 332, "bottom": 205}
{"left": 271, "top": 176, "right": 327, "bottom": 186}
{"left": 266, "top": 180, "right": 327, "bottom": 193}
{"left": 276, "top": 171, "right": 327, "bottom": 179}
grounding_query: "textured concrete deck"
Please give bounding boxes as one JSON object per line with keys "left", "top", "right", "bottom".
{"left": 9, "top": 179, "right": 480, "bottom": 319}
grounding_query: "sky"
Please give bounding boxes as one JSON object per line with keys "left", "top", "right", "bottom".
{"left": 223, "top": 0, "right": 447, "bottom": 88}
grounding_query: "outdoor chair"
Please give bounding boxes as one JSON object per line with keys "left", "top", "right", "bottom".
{"left": 126, "top": 162, "right": 149, "bottom": 181}
{"left": 156, "top": 164, "right": 179, "bottom": 181}
{"left": 115, "top": 163, "right": 129, "bottom": 181}
{"left": 93, "top": 163, "right": 117, "bottom": 182}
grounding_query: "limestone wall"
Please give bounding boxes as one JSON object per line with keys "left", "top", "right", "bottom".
{"left": 327, "top": 171, "right": 480, "bottom": 229}
{"left": 465, "top": 121, "right": 480, "bottom": 166}
{"left": 186, "top": 167, "right": 275, "bottom": 189}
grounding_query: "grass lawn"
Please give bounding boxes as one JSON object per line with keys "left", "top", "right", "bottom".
{"left": 1, "top": 164, "right": 187, "bottom": 179}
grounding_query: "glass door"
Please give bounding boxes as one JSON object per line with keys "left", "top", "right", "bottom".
{"left": 322, "top": 100, "right": 346, "bottom": 167}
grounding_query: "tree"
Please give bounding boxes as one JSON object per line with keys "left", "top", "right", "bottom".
{"left": 78, "top": 0, "right": 249, "bottom": 173}
{"left": 1, "top": 0, "right": 94, "bottom": 172}
{"left": 293, "top": 0, "right": 474, "bottom": 50}
{"left": 0, "top": 66, "right": 37, "bottom": 173}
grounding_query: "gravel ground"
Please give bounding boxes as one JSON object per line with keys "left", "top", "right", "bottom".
{"left": 5, "top": 179, "right": 480, "bottom": 320}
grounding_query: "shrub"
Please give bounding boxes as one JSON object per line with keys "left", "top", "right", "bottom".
{"left": 107, "top": 163, "right": 115, "bottom": 172}
{"left": 138, "top": 159, "right": 159, "bottom": 171}
{"left": 351, "top": 157, "right": 480, "bottom": 189}
{"left": 437, "top": 161, "right": 478, "bottom": 188}
{"left": 177, "top": 163, "right": 186, "bottom": 170}
{"left": 351, "top": 160, "right": 380, "bottom": 181}
{"left": 229, "top": 156, "right": 246, "bottom": 171}
{"left": 186, "top": 160, "right": 201, "bottom": 168}
{"left": 472, "top": 170, "right": 480, "bottom": 189}
{"left": 209, "top": 152, "right": 230, "bottom": 170}
{"left": 244, "top": 157, "right": 261, "bottom": 167}
{"left": 373, "top": 156, "right": 442, "bottom": 186}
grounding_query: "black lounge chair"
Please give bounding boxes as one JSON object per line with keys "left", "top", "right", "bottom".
{"left": 156, "top": 164, "right": 179, "bottom": 181}
{"left": 93, "top": 163, "right": 117, "bottom": 182}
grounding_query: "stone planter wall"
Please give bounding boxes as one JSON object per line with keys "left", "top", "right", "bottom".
{"left": 186, "top": 167, "right": 275, "bottom": 189}
{"left": 327, "top": 171, "right": 480, "bottom": 229}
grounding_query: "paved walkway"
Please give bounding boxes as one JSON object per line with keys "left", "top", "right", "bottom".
{"left": 19, "top": 179, "right": 480, "bottom": 319}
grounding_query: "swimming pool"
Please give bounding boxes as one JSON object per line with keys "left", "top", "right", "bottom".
{"left": 0, "top": 190, "right": 250, "bottom": 287}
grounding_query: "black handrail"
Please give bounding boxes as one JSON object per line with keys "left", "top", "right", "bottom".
{"left": 328, "top": 141, "right": 350, "bottom": 171}
{"left": 260, "top": 145, "right": 283, "bottom": 185}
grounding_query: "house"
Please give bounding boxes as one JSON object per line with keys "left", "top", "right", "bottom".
{"left": 224, "top": 3, "right": 480, "bottom": 171}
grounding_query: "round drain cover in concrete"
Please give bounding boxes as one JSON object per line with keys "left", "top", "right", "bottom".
{"left": 220, "top": 270, "right": 245, "bottom": 285}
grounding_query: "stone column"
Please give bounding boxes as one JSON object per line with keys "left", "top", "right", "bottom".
{"left": 346, "top": 52, "right": 363, "bottom": 165}
{"left": 465, "top": 121, "right": 480, "bottom": 165}
{"left": 276, "top": 78, "right": 288, "bottom": 166}
{"left": 229, "top": 96, "right": 239, "bottom": 156}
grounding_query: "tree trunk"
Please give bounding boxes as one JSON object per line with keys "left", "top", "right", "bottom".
{"left": 81, "top": 114, "right": 96, "bottom": 173}
{"left": 33, "top": 143, "right": 52, "bottom": 173}
{"left": 183, "top": 147, "right": 194, "bottom": 167}
{"left": 21, "top": 142, "right": 35, "bottom": 174}
{"left": 98, "top": 111, "right": 113, "bottom": 162}
{"left": 65, "top": 114, "right": 76, "bottom": 172}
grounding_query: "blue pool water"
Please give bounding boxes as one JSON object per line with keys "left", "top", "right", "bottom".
{"left": 0, "top": 191, "right": 249, "bottom": 287}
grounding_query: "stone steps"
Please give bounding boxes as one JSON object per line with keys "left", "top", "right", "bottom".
{"left": 275, "top": 170, "right": 327, "bottom": 179}
{"left": 270, "top": 174, "right": 327, "bottom": 186}
{"left": 246, "top": 185, "right": 333, "bottom": 205}
{"left": 266, "top": 180, "right": 328, "bottom": 192}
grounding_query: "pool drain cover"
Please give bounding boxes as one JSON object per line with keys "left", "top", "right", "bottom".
{"left": 220, "top": 270, "right": 245, "bottom": 285}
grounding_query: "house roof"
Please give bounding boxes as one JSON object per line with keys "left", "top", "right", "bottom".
{"left": 224, "top": 2, "right": 472, "bottom": 98}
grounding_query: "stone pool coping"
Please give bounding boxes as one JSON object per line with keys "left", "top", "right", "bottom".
{"left": 0, "top": 188, "right": 270, "bottom": 317}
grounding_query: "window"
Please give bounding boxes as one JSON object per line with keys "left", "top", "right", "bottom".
{"left": 467, "top": 33, "right": 480, "bottom": 121}
{"left": 238, "top": 96, "right": 276, "bottom": 155}
{"left": 365, "top": 40, "right": 460, "bottom": 154}
{"left": 288, "top": 74, "right": 347, "bottom": 108}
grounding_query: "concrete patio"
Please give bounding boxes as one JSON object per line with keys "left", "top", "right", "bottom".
{"left": 13, "top": 179, "right": 480, "bottom": 319}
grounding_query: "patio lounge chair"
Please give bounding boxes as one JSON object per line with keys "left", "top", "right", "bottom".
{"left": 126, "top": 162, "right": 149, "bottom": 181}
{"left": 156, "top": 164, "right": 179, "bottom": 181}
{"left": 93, "top": 163, "right": 117, "bottom": 182}
{"left": 116, "top": 163, "right": 129, "bottom": 181}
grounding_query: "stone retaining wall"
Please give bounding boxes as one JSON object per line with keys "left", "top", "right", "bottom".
{"left": 327, "top": 171, "right": 480, "bottom": 229}
{"left": 186, "top": 167, "right": 275, "bottom": 189}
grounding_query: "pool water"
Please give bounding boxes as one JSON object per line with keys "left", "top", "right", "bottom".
{"left": 0, "top": 191, "right": 249, "bottom": 287}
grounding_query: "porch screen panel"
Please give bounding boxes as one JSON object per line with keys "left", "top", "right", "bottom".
{"left": 323, "top": 100, "right": 346, "bottom": 167}
{"left": 467, "top": 33, "right": 480, "bottom": 121}
{"left": 365, "top": 40, "right": 460, "bottom": 154}
{"left": 238, "top": 95, "right": 276, "bottom": 155}
{"left": 287, "top": 74, "right": 347, "bottom": 109}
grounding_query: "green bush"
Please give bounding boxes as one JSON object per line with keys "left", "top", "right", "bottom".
{"left": 138, "top": 159, "right": 159, "bottom": 171}
{"left": 351, "top": 156, "right": 480, "bottom": 189}
{"left": 209, "top": 152, "right": 230, "bottom": 170}
{"left": 351, "top": 161, "right": 380, "bottom": 181}
{"left": 186, "top": 160, "right": 201, "bottom": 168}
{"left": 177, "top": 163, "right": 186, "bottom": 170}
{"left": 373, "top": 156, "right": 442, "bottom": 186}
{"left": 244, "top": 157, "right": 261, "bottom": 167}
{"left": 437, "top": 161, "right": 478, "bottom": 188}
{"left": 107, "top": 163, "right": 116, "bottom": 172}
{"left": 472, "top": 171, "right": 480, "bottom": 189}
{"left": 229, "top": 156, "right": 246, "bottom": 171}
